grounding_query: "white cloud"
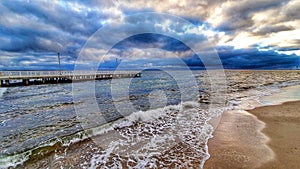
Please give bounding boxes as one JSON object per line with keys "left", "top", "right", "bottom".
{"left": 119, "top": 48, "right": 193, "bottom": 60}
{"left": 276, "top": 50, "right": 300, "bottom": 56}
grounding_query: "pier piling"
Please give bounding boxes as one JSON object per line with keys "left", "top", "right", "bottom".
{"left": 22, "top": 79, "right": 29, "bottom": 86}
{"left": 5, "top": 80, "right": 10, "bottom": 87}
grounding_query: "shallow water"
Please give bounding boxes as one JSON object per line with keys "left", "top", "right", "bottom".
{"left": 0, "top": 70, "right": 299, "bottom": 168}
{"left": 261, "top": 85, "right": 300, "bottom": 105}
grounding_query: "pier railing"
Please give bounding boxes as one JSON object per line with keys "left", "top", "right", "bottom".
{"left": 0, "top": 70, "right": 140, "bottom": 79}
{"left": 0, "top": 70, "right": 141, "bottom": 87}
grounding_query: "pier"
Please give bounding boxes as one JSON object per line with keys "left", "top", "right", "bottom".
{"left": 0, "top": 70, "right": 141, "bottom": 87}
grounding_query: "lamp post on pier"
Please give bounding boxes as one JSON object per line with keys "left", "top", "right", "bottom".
{"left": 58, "top": 52, "right": 61, "bottom": 75}
{"left": 116, "top": 57, "right": 118, "bottom": 69}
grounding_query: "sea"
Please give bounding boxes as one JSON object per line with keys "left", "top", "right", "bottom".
{"left": 0, "top": 70, "right": 299, "bottom": 168}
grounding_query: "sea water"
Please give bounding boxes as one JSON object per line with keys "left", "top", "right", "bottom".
{"left": 0, "top": 70, "right": 299, "bottom": 168}
{"left": 261, "top": 85, "right": 300, "bottom": 105}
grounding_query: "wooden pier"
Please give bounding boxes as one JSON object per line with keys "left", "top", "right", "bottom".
{"left": 0, "top": 70, "right": 141, "bottom": 87}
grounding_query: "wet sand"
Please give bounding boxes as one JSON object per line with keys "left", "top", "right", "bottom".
{"left": 204, "top": 101, "right": 300, "bottom": 169}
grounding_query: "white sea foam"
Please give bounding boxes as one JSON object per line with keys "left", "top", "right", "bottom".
{"left": 84, "top": 101, "right": 220, "bottom": 168}
{"left": 0, "top": 100, "right": 219, "bottom": 169}
{"left": 261, "top": 85, "right": 300, "bottom": 105}
{"left": 0, "top": 150, "right": 32, "bottom": 168}
{"left": 0, "top": 87, "right": 7, "bottom": 98}
{"left": 0, "top": 130, "right": 91, "bottom": 168}
{"left": 229, "top": 83, "right": 300, "bottom": 112}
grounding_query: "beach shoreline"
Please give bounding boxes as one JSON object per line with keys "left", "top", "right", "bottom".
{"left": 204, "top": 100, "right": 300, "bottom": 169}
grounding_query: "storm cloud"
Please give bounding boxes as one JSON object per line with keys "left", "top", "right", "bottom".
{"left": 0, "top": 0, "right": 299, "bottom": 70}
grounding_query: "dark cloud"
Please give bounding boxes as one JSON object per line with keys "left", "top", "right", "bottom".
{"left": 217, "top": 47, "right": 300, "bottom": 69}
{"left": 0, "top": 0, "right": 108, "bottom": 69}
{"left": 215, "top": 0, "right": 284, "bottom": 31}
{"left": 281, "top": 1, "right": 300, "bottom": 21}
{"left": 177, "top": 47, "right": 300, "bottom": 70}
{"left": 252, "top": 25, "right": 294, "bottom": 36}
{"left": 113, "top": 33, "right": 190, "bottom": 52}
{"left": 276, "top": 45, "right": 300, "bottom": 52}
{"left": 0, "top": 0, "right": 117, "bottom": 53}
{"left": 1, "top": 1, "right": 105, "bottom": 35}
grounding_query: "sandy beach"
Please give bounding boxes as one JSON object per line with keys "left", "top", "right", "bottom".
{"left": 204, "top": 101, "right": 300, "bottom": 169}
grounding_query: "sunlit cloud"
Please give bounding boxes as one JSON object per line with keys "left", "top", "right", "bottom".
{"left": 276, "top": 50, "right": 300, "bottom": 56}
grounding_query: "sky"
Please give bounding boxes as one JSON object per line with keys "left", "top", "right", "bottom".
{"left": 0, "top": 0, "right": 299, "bottom": 70}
